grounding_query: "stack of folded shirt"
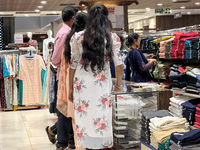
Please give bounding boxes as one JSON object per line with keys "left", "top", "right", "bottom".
{"left": 170, "top": 73, "right": 187, "bottom": 89}
{"left": 158, "top": 138, "right": 171, "bottom": 150}
{"left": 194, "top": 103, "right": 200, "bottom": 128}
{"left": 170, "top": 32, "right": 199, "bottom": 59}
{"left": 151, "top": 128, "right": 188, "bottom": 149}
{"left": 165, "top": 41, "right": 173, "bottom": 59}
{"left": 159, "top": 37, "right": 175, "bottom": 59}
{"left": 157, "top": 64, "right": 167, "bottom": 79}
{"left": 169, "top": 96, "right": 194, "bottom": 117}
{"left": 192, "top": 37, "right": 200, "bottom": 59}
{"left": 181, "top": 98, "right": 200, "bottom": 125}
{"left": 185, "top": 39, "right": 193, "bottom": 59}
{"left": 169, "top": 64, "right": 181, "bottom": 76}
{"left": 170, "top": 129, "right": 200, "bottom": 150}
{"left": 186, "top": 69, "right": 200, "bottom": 94}
{"left": 140, "top": 110, "right": 171, "bottom": 144}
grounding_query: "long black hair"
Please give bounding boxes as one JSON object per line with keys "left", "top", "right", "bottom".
{"left": 64, "top": 12, "right": 88, "bottom": 63}
{"left": 82, "top": 4, "right": 112, "bottom": 72}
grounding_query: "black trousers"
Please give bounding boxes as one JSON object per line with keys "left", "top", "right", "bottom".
{"left": 50, "top": 80, "right": 74, "bottom": 148}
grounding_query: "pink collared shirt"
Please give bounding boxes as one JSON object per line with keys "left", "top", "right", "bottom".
{"left": 52, "top": 24, "right": 71, "bottom": 80}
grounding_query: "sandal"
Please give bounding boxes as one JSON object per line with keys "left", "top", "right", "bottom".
{"left": 45, "top": 126, "right": 56, "bottom": 144}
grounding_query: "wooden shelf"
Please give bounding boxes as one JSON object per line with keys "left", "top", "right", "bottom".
{"left": 172, "top": 88, "right": 200, "bottom": 98}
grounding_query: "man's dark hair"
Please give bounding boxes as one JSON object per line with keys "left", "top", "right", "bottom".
{"left": 23, "top": 36, "right": 30, "bottom": 43}
{"left": 62, "top": 6, "right": 78, "bottom": 22}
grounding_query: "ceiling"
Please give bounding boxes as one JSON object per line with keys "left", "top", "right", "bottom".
{"left": 0, "top": 0, "right": 199, "bottom": 23}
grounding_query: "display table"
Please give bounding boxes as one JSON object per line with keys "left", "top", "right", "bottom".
{"left": 111, "top": 79, "right": 162, "bottom": 150}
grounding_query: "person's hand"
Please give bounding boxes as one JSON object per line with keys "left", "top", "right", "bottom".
{"left": 146, "top": 54, "right": 155, "bottom": 59}
{"left": 114, "top": 84, "right": 122, "bottom": 92}
{"left": 149, "top": 59, "right": 157, "bottom": 65}
{"left": 68, "top": 89, "right": 74, "bottom": 103}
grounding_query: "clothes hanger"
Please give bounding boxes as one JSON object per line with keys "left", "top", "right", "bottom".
{"left": 24, "top": 49, "right": 35, "bottom": 59}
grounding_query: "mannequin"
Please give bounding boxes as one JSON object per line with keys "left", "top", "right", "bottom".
{"left": 27, "top": 32, "right": 39, "bottom": 53}
{"left": 43, "top": 30, "right": 55, "bottom": 63}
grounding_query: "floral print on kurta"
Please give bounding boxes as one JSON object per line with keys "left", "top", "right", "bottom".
{"left": 70, "top": 31, "right": 123, "bottom": 149}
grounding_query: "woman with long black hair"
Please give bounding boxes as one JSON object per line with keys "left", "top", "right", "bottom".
{"left": 68, "top": 4, "right": 123, "bottom": 149}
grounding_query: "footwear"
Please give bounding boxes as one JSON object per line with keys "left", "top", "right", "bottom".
{"left": 68, "top": 143, "right": 75, "bottom": 149}
{"left": 45, "top": 126, "right": 56, "bottom": 144}
{"left": 56, "top": 147, "right": 70, "bottom": 150}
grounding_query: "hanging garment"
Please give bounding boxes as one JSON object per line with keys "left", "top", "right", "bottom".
{"left": 3, "top": 56, "right": 10, "bottom": 78}
{"left": 17, "top": 55, "right": 46, "bottom": 106}
{"left": 69, "top": 31, "right": 123, "bottom": 149}
{"left": 30, "top": 40, "right": 38, "bottom": 53}
{"left": 4, "top": 78, "right": 12, "bottom": 109}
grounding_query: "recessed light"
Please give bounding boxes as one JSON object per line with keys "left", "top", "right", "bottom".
{"left": 0, "top": 12, "right": 4, "bottom": 14}
{"left": 181, "top": 6, "right": 185, "bottom": 9}
{"left": 145, "top": 16, "right": 148, "bottom": 18}
{"left": 25, "top": 14, "right": 29, "bottom": 17}
{"left": 35, "top": 9, "right": 40, "bottom": 12}
{"left": 195, "top": 2, "right": 200, "bottom": 5}
{"left": 172, "top": 0, "right": 177, "bottom": 2}
{"left": 52, "top": 11, "right": 57, "bottom": 14}
{"left": 157, "top": 4, "right": 163, "bottom": 6}
{"left": 38, "top": 6, "right": 43, "bottom": 9}
{"left": 41, "top": 1, "right": 47, "bottom": 4}
{"left": 187, "top": 12, "right": 191, "bottom": 15}
{"left": 146, "top": 8, "right": 150, "bottom": 11}
{"left": 132, "top": 20, "right": 134, "bottom": 22}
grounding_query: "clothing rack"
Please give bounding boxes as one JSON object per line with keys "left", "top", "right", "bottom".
{"left": 0, "top": 49, "right": 42, "bottom": 111}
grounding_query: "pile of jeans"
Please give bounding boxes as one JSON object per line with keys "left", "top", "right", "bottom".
{"left": 170, "top": 129, "right": 200, "bottom": 150}
{"left": 181, "top": 98, "right": 200, "bottom": 125}
{"left": 140, "top": 110, "right": 171, "bottom": 144}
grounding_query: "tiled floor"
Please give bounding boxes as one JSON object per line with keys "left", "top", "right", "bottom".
{"left": 0, "top": 108, "right": 57, "bottom": 150}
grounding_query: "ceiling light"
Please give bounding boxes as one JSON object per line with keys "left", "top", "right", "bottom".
{"left": 172, "top": 0, "right": 177, "bottom": 2}
{"left": 132, "top": 20, "right": 134, "bottom": 22}
{"left": 0, "top": 12, "right": 4, "bottom": 14}
{"left": 41, "top": 1, "right": 47, "bottom": 4}
{"left": 146, "top": 8, "right": 150, "bottom": 11}
{"left": 145, "top": 16, "right": 148, "bottom": 18}
{"left": 180, "top": 6, "right": 185, "bottom": 9}
{"left": 187, "top": 12, "right": 191, "bottom": 15}
{"left": 157, "top": 4, "right": 163, "bottom": 6}
{"left": 195, "top": 2, "right": 200, "bottom": 5}
{"left": 35, "top": 9, "right": 40, "bottom": 13}
{"left": 25, "top": 14, "right": 29, "bottom": 17}
{"left": 38, "top": 6, "right": 43, "bottom": 9}
{"left": 52, "top": 11, "right": 57, "bottom": 14}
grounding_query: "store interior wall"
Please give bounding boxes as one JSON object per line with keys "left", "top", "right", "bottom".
{"left": 156, "top": 15, "right": 200, "bottom": 31}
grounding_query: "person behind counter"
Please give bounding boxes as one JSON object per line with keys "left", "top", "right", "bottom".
{"left": 125, "top": 33, "right": 157, "bottom": 82}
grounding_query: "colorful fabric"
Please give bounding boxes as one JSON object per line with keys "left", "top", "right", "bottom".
{"left": 69, "top": 31, "right": 123, "bottom": 149}
{"left": 17, "top": 55, "right": 46, "bottom": 106}
{"left": 3, "top": 56, "right": 10, "bottom": 78}
{"left": 30, "top": 40, "right": 38, "bottom": 53}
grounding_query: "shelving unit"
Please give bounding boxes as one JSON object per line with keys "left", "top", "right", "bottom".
{"left": 111, "top": 79, "right": 160, "bottom": 150}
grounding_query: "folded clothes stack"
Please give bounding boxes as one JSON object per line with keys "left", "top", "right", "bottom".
{"left": 158, "top": 138, "right": 171, "bottom": 150}
{"left": 149, "top": 116, "right": 188, "bottom": 149}
{"left": 151, "top": 128, "right": 188, "bottom": 149}
{"left": 165, "top": 41, "right": 173, "bottom": 59}
{"left": 170, "top": 73, "right": 187, "bottom": 89}
{"left": 140, "top": 110, "right": 171, "bottom": 144}
{"left": 181, "top": 98, "right": 200, "bottom": 125}
{"left": 169, "top": 96, "right": 194, "bottom": 117}
{"left": 192, "top": 37, "right": 200, "bottom": 60}
{"left": 186, "top": 69, "right": 200, "bottom": 94}
{"left": 170, "top": 129, "right": 200, "bottom": 150}
{"left": 194, "top": 104, "right": 200, "bottom": 129}
{"left": 185, "top": 39, "right": 193, "bottom": 59}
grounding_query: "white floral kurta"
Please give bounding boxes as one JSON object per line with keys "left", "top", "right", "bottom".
{"left": 70, "top": 31, "right": 123, "bottom": 149}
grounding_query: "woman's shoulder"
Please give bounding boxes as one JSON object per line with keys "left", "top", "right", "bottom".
{"left": 110, "top": 32, "right": 121, "bottom": 44}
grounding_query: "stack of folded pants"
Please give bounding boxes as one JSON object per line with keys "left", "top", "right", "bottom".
{"left": 185, "top": 39, "right": 193, "bottom": 59}
{"left": 151, "top": 128, "right": 187, "bottom": 149}
{"left": 170, "top": 32, "right": 199, "bottom": 59}
{"left": 170, "top": 73, "right": 187, "bottom": 89}
{"left": 170, "top": 129, "right": 200, "bottom": 150}
{"left": 181, "top": 98, "right": 200, "bottom": 125}
{"left": 186, "top": 70, "right": 200, "bottom": 94}
{"left": 140, "top": 110, "right": 171, "bottom": 144}
{"left": 169, "top": 96, "right": 194, "bottom": 117}
{"left": 192, "top": 37, "right": 200, "bottom": 59}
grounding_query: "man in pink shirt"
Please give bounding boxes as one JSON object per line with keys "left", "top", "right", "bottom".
{"left": 46, "top": 6, "right": 78, "bottom": 150}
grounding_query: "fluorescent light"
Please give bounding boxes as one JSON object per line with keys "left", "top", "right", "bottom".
{"left": 25, "top": 14, "right": 29, "bottom": 17}
{"left": 35, "top": 9, "right": 40, "bottom": 12}
{"left": 180, "top": 6, "right": 185, "bottom": 9}
{"left": 172, "top": 0, "right": 177, "bottom": 2}
{"left": 145, "top": 16, "right": 148, "bottom": 18}
{"left": 52, "top": 11, "right": 57, "bottom": 14}
{"left": 38, "top": 6, "right": 43, "bottom": 9}
{"left": 132, "top": 20, "right": 134, "bottom": 22}
{"left": 146, "top": 8, "right": 150, "bottom": 11}
{"left": 195, "top": 2, "right": 200, "bottom": 5}
{"left": 0, "top": 12, "right": 4, "bottom": 14}
{"left": 157, "top": 4, "right": 163, "bottom": 6}
{"left": 41, "top": 1, "right": 47, "bottom": 4}
{"left": 187, "top": 12, "right": 191, "bottom": 15}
